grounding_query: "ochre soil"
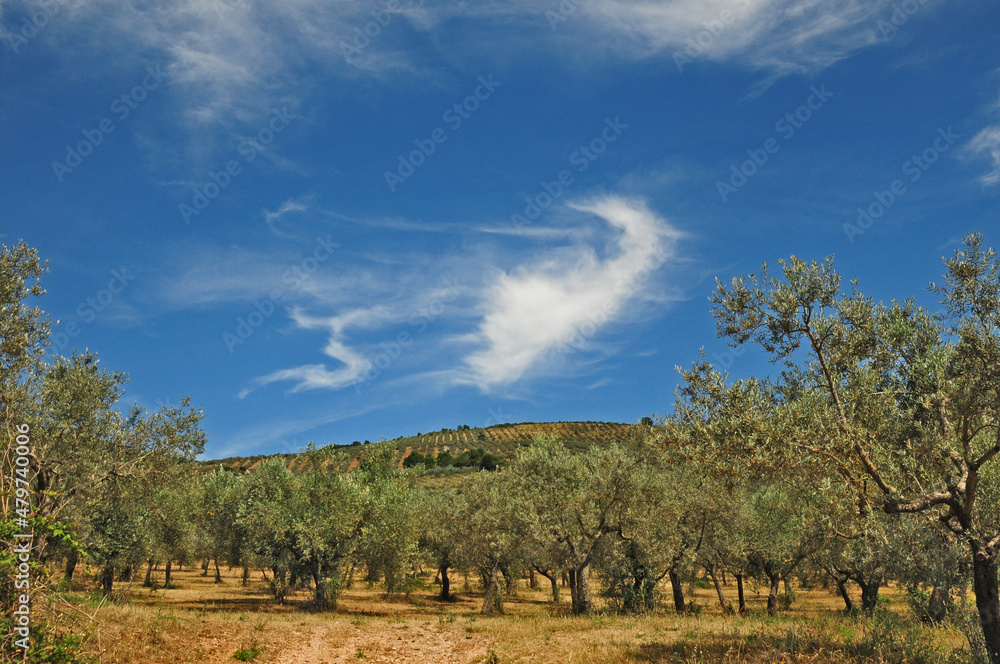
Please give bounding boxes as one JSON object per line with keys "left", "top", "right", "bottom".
{"left": 44, "top": 566, "right": 963, "bottom": 664}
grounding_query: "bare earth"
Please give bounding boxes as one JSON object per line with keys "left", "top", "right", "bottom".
{"left": 48, "top": 565, "right": 964, "bottom": 664}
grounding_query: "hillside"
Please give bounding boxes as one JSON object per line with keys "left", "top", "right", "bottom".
{"left": 204, "top": 420, "right": 635, "bottom": 474}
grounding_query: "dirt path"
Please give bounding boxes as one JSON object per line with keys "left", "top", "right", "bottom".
{"left": 270, "top": 619, "right": 485, "bottom": 664}
{"left": 270, "top": 624, "right": 333, "bottom": 664}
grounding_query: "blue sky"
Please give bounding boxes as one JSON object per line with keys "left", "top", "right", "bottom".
{"left": 1, "top": 0, "right": 998, "bottom": 459}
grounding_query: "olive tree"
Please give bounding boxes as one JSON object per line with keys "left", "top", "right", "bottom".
{"left": 417, "top": 487, "right": 461, "bottom": 600}
{"left": 238, "top": 457, "right": 297, "bottom": 603}
{"left": 196, "top": 467, "right": 243, "bottom": 583}
{"left": 710, "top": 235, "right": 1000, "bottom": 661}
{"left": 452, "top": 469, "right": 525, "bottom": 615}
{"left": 289, "top": 445, "right": 363, "bottom": 610}
{"left": 354, "top": 444, "right": 419, "bottom": 598}
{"left": 510, "top": 437, "right": 640, "bottom": 615}
{"left": 599, "top": 461, "right": 720, "bottom": 614}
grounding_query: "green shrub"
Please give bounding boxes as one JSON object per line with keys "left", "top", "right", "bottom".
{"left": 0, "top": 619, "right": 94, "bottom": 664}
{"left": 233, "top": 648, "right": 261, "bottom": 661}
{"left": 850, "top": 609, "right": 945, "bottom": 664}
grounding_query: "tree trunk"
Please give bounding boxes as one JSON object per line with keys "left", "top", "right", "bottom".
{"left": 766, "top": 571, "right": 780, "bottom": 616}
{"left": 859, "top": 577, "right": 881, "bottom": 615}
{"left": 164, "top": 560, "right": 172, "bottom": 588}
{"left": 529, "top": 569, "right": 537, "bottom": 589}
{"left": 144, "top": 559, "right": 154, "bottom": 587}
{"left": 241, "top": 566, "right": 249, "bottom": 587}
{"left": 311, "top": 559, "right": 328, "bottom": 610}
{"left": 481, "top": 566, "right": 503, "bottom": 615}
{"left": 971, "top": 544, "right": 1000, "bottom": 664}
{"left": 439, "top": 565, "right": 451, "bottom": 600}
{"left": 535, "top": 569, "right": 559, "bottom": 603}
{"left": 500, "top": 565, "right": 516, "bottom": 596}
{"left": 926, "top": 582, "right": 950, "bottom": 622}
{"left": 783, "top": 576, "right": 793, "bottom": 600}
{"left": 101, "top": 566, "right": 114, "bottom": 597}
{"left": 568, "top": 565, "right": 592, "bottom": 615}
{"left": 272, "top": 566, "right": 287, "bottom": 604}
{"left": 64, "top": 549, "right": 78, "bottom": 585}
{"left": 214, "top": 558, "right": 222, "bottom": 583}
{"left": 736, "top": 573, "right": 746, "bottom": 615}
{"left": 707, "top": 566, "right": 731, "bottom": 613}
{"left": 836, "top": 577, "right": 854, "bottom": 614}
{"left": 202, "top": 559, "right": 210, "bottom": 576}
{"left": 669, "top": 570, "right": 686, "bottom": 614}
{"left": 577, "top": 564, "right": 591, "bottom": 614}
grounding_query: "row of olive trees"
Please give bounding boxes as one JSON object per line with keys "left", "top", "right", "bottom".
{"left": 180, "top": 427, "right": 957, "bottom": 622}
{"left": 422, "top": 430, "right": 962, "bottom": 619}
{"left": 191, "top": 443, "right": 418, "bottom": 609}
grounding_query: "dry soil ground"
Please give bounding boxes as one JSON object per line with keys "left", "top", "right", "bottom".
{"left": 42, "top": 566, "right": 968, "bottom": 664}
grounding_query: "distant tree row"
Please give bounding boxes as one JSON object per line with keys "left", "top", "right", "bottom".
{"left": 403, "top": 447, "right": 500, "bottom": 471}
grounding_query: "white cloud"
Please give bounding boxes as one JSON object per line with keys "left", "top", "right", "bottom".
{"left": 207, "top": 196, "right": 681, "bottom": 397}
{"left": 264, "top": 198, "right": 310, "bottom": 236}
{"left": 20, "top": 0, "right": 919, "bottom": 139}
{"left": 448, "top": 0, "right": 904, "bottom": 73}
{"left": 969, "top": 125, "right": 1000, "bottom": 186}
{"left": 24, "top": 0, "right": 421, "bottom": 130}
{"left": 248, "top": 357, "right": 367, "bottom": 395}
{"left": 459, "top": 195, "right": 680, "bottom": 389}
{"left": 240, "top": 306, "right": 396, "bottom": 396}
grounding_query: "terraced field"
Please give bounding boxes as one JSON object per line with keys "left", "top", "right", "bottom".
{"left": 205, "top": 421, "right": 634, "bottom": 473}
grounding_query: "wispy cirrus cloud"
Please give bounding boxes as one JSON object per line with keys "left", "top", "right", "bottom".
{"left": 969, "top": 125, "right": 1000, "bottom": 186}
{"left": 964, "top": 90, "right": 1000, "bottom": 187}
{"left": 239, "top": 306, "right": 396, "bottom": 397}
{"left": 8, "top": 0, "right": 930, "bottom": 139}
{"left": 458, "top": 196, "right": 681, "bottom": 389}
{"left": 171, "top": 195, "right": 684, "bottom": 397}
{"left": 435, "top": 0, "right": 917, "bottom": 76}
{"left": 552, "top": 0, "right": 897, "bottom": 72}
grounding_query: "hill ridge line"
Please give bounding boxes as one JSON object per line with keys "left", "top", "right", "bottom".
{"left": 204, "top": 420, "right": 636, "bottom": 472}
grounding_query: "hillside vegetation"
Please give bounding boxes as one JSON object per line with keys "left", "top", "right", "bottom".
{"left": 205, "top": 420, "right": 633, "bottom": 473}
